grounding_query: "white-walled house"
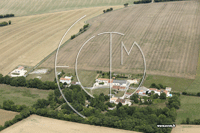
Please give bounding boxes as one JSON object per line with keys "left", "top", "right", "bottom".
{"left": 60, "top": 76, "right": 72, "bottom": 84}
{"left": 10, "top": 66, "right": 27, "bottom": 77}
{"left": 114, "top": 98, "right": 131, "bottom": 106}
{"left": 95, "top": 78, "right": 113, "bottom": 86}
{"left": 165, "top": 87, "right": 172, "bottom": 92}
{"left": 127, "top": 79, "right": 139, "bottom": 84}
{"left": 148, "top": 88, "right": 161, "bottom": 96}
{"left": 110, "top": 97, "right": 118, "bottom": 103}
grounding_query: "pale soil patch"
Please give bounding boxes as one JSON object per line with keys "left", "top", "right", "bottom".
{"left": 171, "top": 125, "right": 200, "bottom": 133}
{"left": 0, "top": 6, "right": 122, "bottom": 75}
{"left": 0, "top": 109, "right": 19, "bottom": 126}
{"left": 1, "top": 115, "right": 140, "bottom": 133}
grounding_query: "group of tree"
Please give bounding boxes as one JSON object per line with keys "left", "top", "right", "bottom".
{"left": 134, "top": 0, "right": 151, "bottom": 4}
{"left": 0, "top": 82, "right": 181, "bottom": 133}
{"left": 0, "top": 14, "right": 14, "bottom": 18}
{"left": 155, "top": 0, "right": 182, "bottom": 2}
{"left": 182, "top": 117, "right": 200, "bottom": 125}
{"left": 150, "top": 83, "right": 166, "bottom": 89}
{"left": 0, "top": 20, "right": 11, "bottom": 27}
{"left": 0, "top": 74, "right": 58, "bottom": 90}
{"left": 182, "top": 91, "right": 200, "bottom": 97}
{"left": 103, "top": 8, "right": 113, "bottom": 13}
{"left": 124, "top": 3, "right": 129, "bottom": 7}
{"left": 71, "top": 24, "right": 90, "bottom": 39}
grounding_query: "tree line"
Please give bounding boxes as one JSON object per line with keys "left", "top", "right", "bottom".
{"left": 0, "top": 74, "right": 58, "bottom": 90}
{"left": 182, "top": 91, "right": 200, "bottom": 97}
{"left": 103, "top": 8, "right": 113, "bottom": 13}
{"left": 0, "top": 83, "right": 181, "bottom": 133}
{"left": 155, "top": 0, "right": 182, "bottom": 2}
{"left": 134, "top": 0, "right": 151, "bottom": 4}
{"left": 71, "top": 24, "right": 90, "bottom": 40}
{"left": 0, "top": 14, "right": 14, "bottom": 19}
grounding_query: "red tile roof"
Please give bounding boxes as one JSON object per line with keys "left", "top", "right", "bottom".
{"left": 18, "top": 66, "right": 24, "bottom": 70}
{"left": 60, "top": 78, "right": 70, "bottom": 80}
{"left": 116, "top": 98, "right": 125, "bottom": 103}
{"left": 98, "top": 78, "right": 113, "bottom": 83}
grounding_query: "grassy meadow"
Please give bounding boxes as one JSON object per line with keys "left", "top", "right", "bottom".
{"left": 176, "top": 95, "right": 200, "bottom": 124}
{"left": 0, "top": 84, "right": 52, "bottom": 106}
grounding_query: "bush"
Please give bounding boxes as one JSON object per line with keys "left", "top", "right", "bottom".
{"left": 9, "top": 20, "right": 11, "bottom": 25}
{"left": 124, "top": 3, "right": 129, "bottom": 7}
{"left": 0, "top": 21, "right": 8, "bottom": 27}
{"left": 71, "top": 35, "right": 76, "bottom": 39}
{"left": 182, "top": 92, "right": 187, "bottom": 95}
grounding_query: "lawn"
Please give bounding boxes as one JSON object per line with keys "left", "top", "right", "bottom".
{"left": 143, "top": 75, "right": 194, "bottom": 92}
{"left": 176, "top": 95, "right": 200, "bottom": 124}
{"left": 0, "top": 84, "right": 52, "bottom": 106}
{"left": 91, "top": 88, "right": 110, "bottom": 96}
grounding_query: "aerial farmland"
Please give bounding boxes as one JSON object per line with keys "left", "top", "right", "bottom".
{"left": 0, "top": 0, "right": 200, "bottom": 133}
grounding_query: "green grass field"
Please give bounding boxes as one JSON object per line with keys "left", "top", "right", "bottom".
{"left": 0, "top": 84, "right": 52, "bottom": 106}
{"left": 27, "top": 68, "right": 97, "bottom": 87}
{"left": 185, "top": 52, "right": 200, "bottom": 93}
{"left": 143, "top": 75, "right": 194, "bottom": 92}
{"left": 176, "top": 95, "right": 200, "bottom": 124}
{"left": 0, "top": 0, "right": 133, "bottom": 16}
{"left": 91, "top": 88, "right": 110, "bottom": 96}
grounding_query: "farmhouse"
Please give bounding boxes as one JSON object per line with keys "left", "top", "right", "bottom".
{"left": 127, "top": 79, "right": 139, "bottom": 84}
{"left": 148, "top": 88, "right": 161, "bottom": 96}
{"left": 110, "top": 97, "right": 118, "bottom": 103}
{"left": 136, "top": 90, "right": 147, "bottom": 96}
{"left": 10, "top": 66, "right": 27, "bottom": 77}
{"left": 60, "top": 76, "right": 72, "bottom": 84}
{"left": 112, "top": 85, "right": 126, "bottom": 91}
{"left": 124, "top": 92, "right": 132, "bottom": 98}
{"left": 165, "top": 87, "right": 172, "bottom": 92}
{"left": 114, "top": 98, "right": 131, "bottom": 106}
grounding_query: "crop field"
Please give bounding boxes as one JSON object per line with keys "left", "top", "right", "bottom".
{"left": 0, "top": 84, "right": 52, "bottom": 106}
{"left": 1, "top": 115, "right": 140, "bottom": 133}
{"left": 0, "top": 0, "right": 132, "bottom": 16}
{"left": 41, "top": 1, "right": 200, "bottom": 80}
{"left": 0, "top": 6, "right": 122, "bottom": 76}
{"left": 171, "top": 125, "right": 200, "bottom": 133}
{"left": 176, "top": 95, "right": 200, "bottom": 124}
{"left": 0, "top": 109, "right": 19, "bottom": 126}
{"left": 185, "top": 51, "right": 200, "bottom": 92}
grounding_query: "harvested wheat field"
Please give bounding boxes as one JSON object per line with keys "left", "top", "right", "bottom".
{"left": 0, "top": 0, "right": 132, "bottom": 16}
{"left": 0, "top": 109, "right": 19, "bottom": 126}
{"left": 1, "top": 115, "right": 140, "bottom": 133}
{"left": 41, "top": 1, "right": 200, "bottom": 79}
{"left": 0, "top": 6, "right": 122, "bottom": 75}
{"left": 171, "top": 125, "right": 200, "bottom": 133}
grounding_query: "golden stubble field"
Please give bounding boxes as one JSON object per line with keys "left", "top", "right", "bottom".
{"left": 0, "top": 109, "right": 19, "bottom": 126}
{"left": 0, "top": 6, "right": 122, "bottom": 75}
{"left": 1, "top": 115, "right": 140, "bottom": 133}
{"left": 41, "top": 1, "right": 200, "bottom": 79}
